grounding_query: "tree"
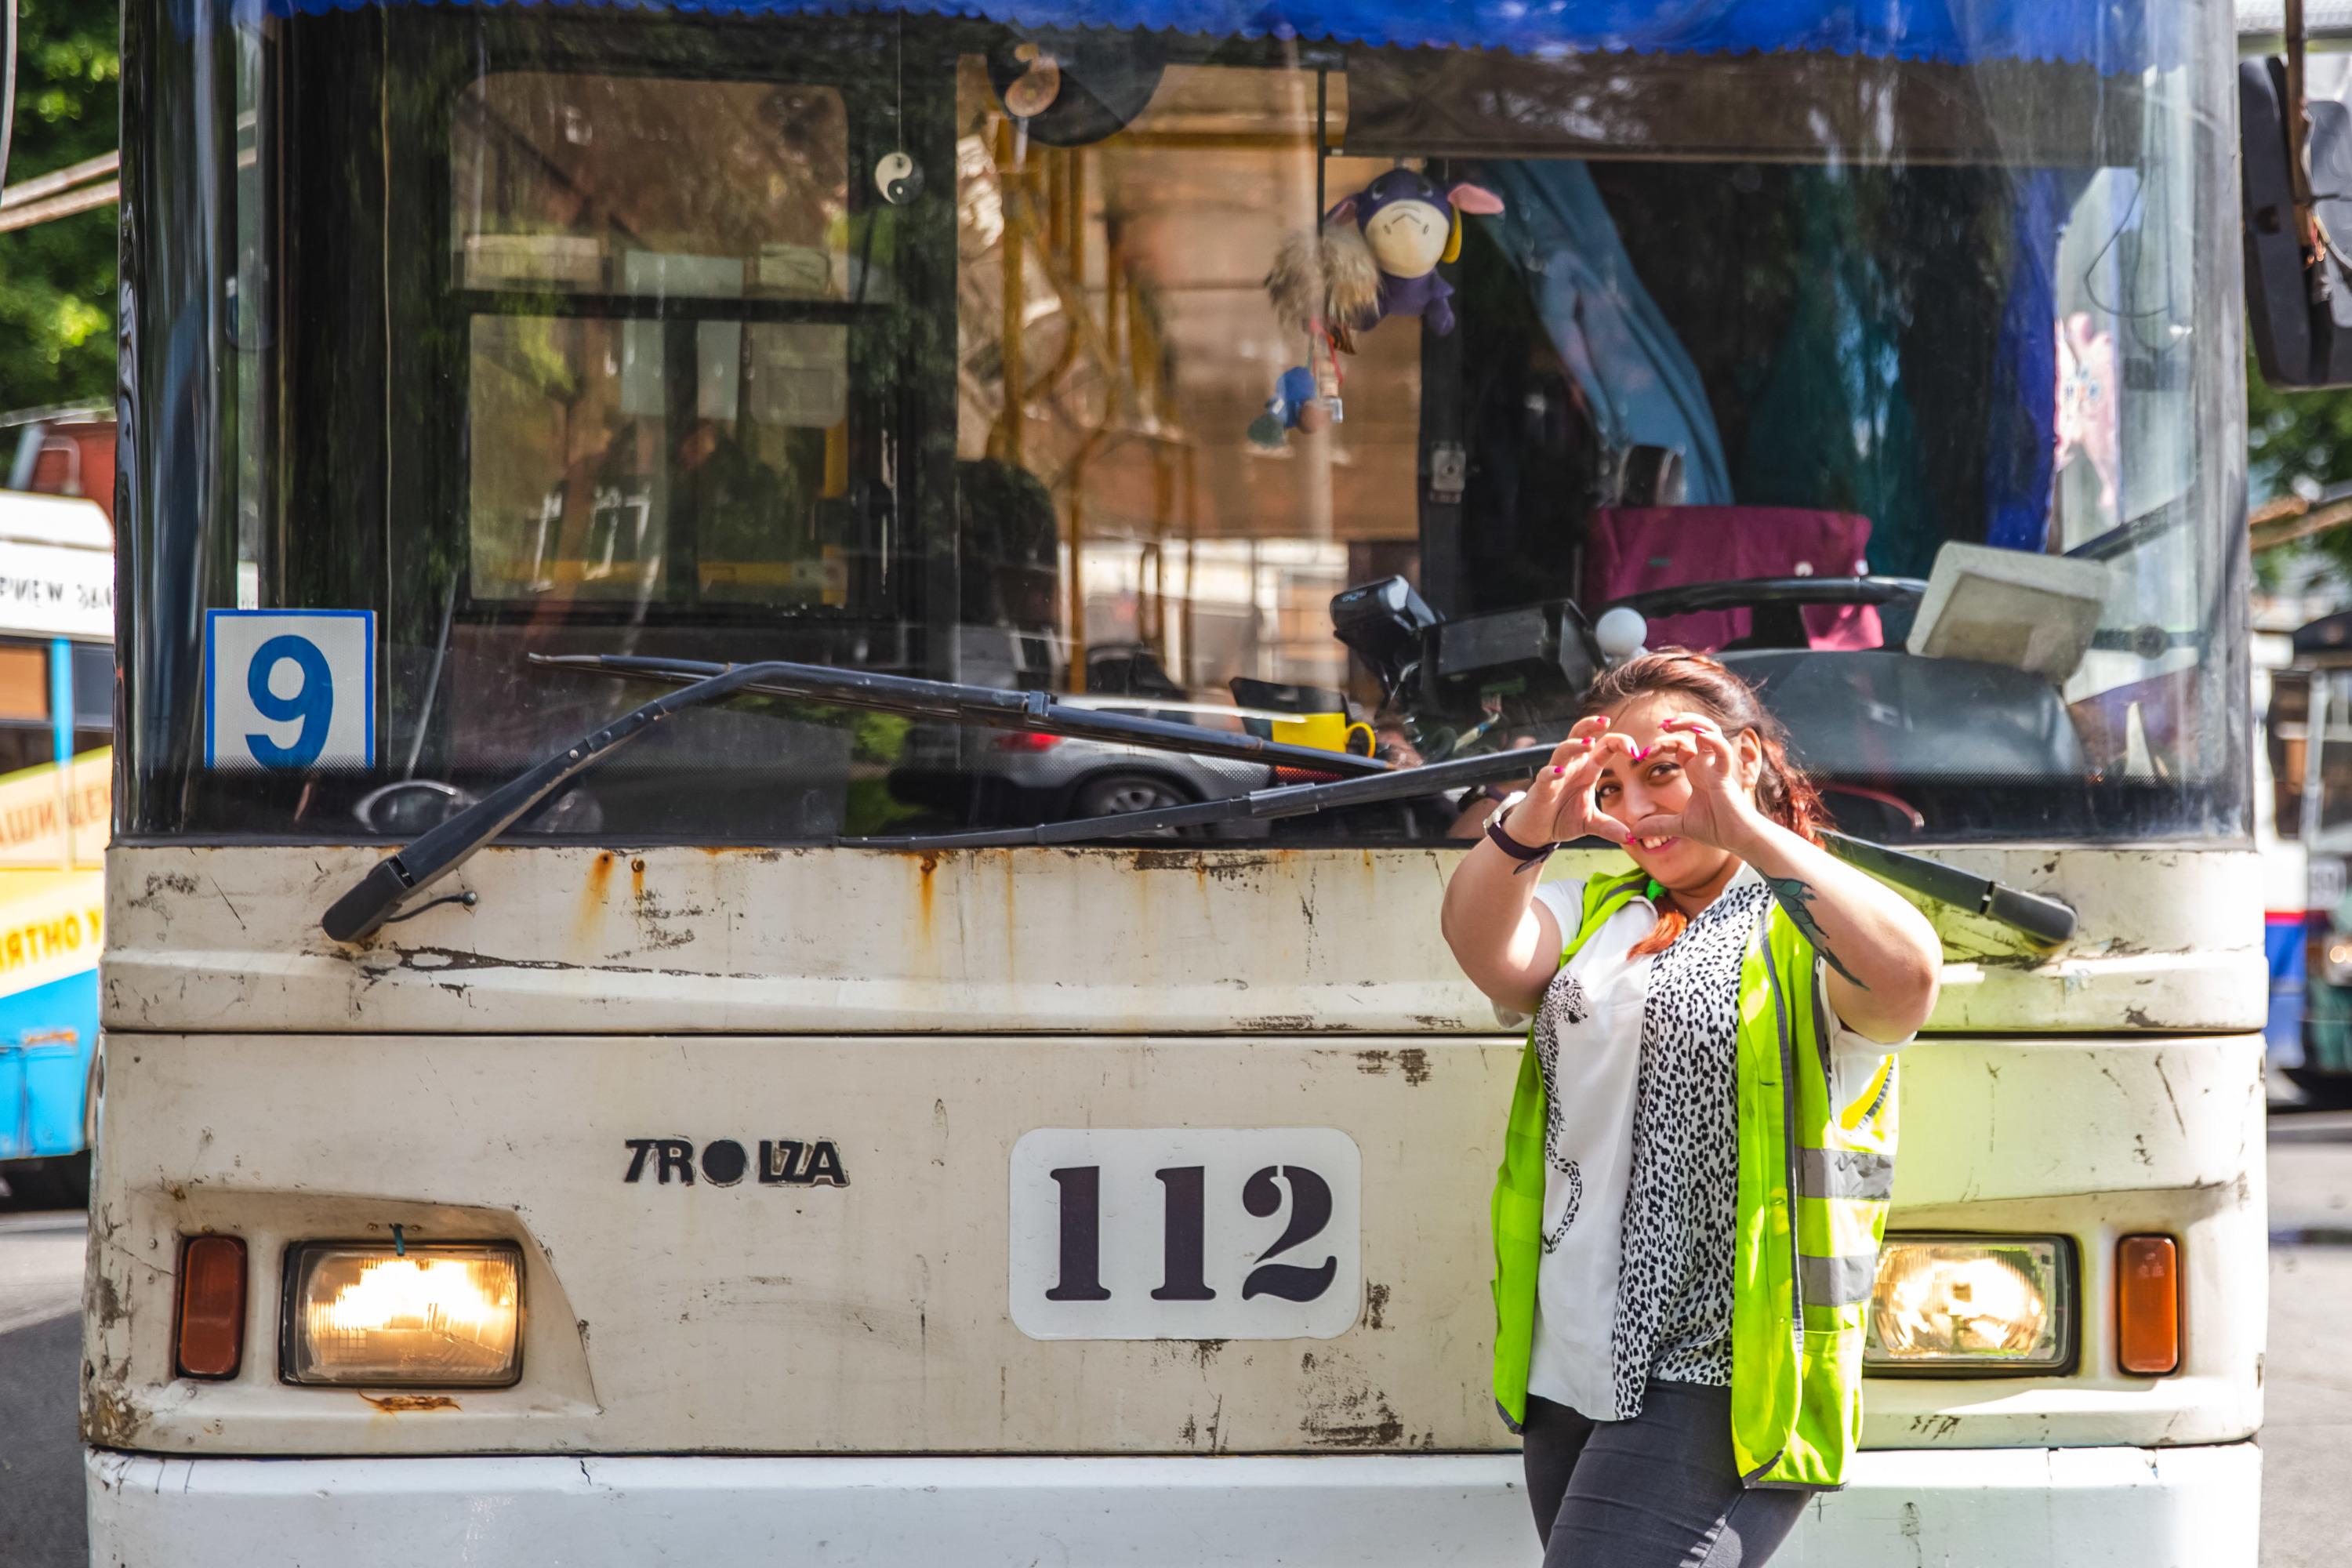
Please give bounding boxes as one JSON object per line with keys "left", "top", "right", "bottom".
{"left": 2249, "top": 350, "right": 2352, "bottom": 579}
{"left": 0, "top": 0, "right": 118, "bottom": 413}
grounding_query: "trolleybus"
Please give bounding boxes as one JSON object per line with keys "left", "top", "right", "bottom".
{"left": 89, "top": 0, "right": 2266, "bottom": 1560}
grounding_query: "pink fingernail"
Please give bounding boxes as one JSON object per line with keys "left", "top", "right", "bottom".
{"left": 1551, "top": 764, "right": 1566, "bottom": 776}
{"left": 1632, "top": 745, "right": 1648, "bottom": 761}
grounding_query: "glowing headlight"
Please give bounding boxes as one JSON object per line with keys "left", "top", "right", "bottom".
{"left": 2323, "top": 938, "right": 2352, "bottom": 988}
{"left": 1864, "top": 1236, "right": 2074, "bottom": 1374}
{"left": 282, "top": 1243, "right": 522, "bottom": 1387}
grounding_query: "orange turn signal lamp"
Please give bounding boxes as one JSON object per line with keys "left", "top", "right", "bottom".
{"left": 173, "top": 1236, "right": 247, "bottom": 1380}
{"left": 2116, "top": 1234, "right": 2180, "bottom": 1377}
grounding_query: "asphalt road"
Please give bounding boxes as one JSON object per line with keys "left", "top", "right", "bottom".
{"left": 0, "top": 1207, "right": 86, "bottom": 1568}
{"left": 4, "top": 1119, "right": 2350, "bottom": 1567}
{"left": 2261, "top": 1109, "right": 2352, "bottom": 1568}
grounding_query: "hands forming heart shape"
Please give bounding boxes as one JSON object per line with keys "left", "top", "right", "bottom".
{"left": 1504, "top": 711, "right": 1766, "bottom": 857}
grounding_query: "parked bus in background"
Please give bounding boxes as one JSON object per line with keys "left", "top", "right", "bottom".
{"left": 0, "top": 488, "right": 112, "bottom": 1203}
{"left": 2273, "top": 609, "right": 2352, "bottom": 1105}
{"left": 90, "top": 0, "right": 2269, "bottom": 1562}
{"left": 2256, "top": 608, "right": 2314, "bottom": 1091}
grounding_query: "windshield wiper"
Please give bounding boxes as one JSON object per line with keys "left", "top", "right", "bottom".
{"left": 321, "top": 655, "right": 1386, "bottom": 942}
{"left": 854, "top": 762, "right": 2079, "bottom": 948}
{"left": 532, "top": 654, "right": 1391, "bottom": 776}
{"left": 325, "top": 651, "right": 2075, "bottom": 950}
{"left": 1817, "top": 832, "right": 2076, "bottom": 947}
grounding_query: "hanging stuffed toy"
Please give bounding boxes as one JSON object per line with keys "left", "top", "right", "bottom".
{"left": 1266, "top": 169, "right": 1504, "bottom": 347}
{"left": 1247, "top": 365, "right": 1330, "bottom": 448}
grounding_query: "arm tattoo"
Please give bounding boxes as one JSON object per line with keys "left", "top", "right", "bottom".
{"left": 1766, "top": 877, "right": 1869, "bottom": 990}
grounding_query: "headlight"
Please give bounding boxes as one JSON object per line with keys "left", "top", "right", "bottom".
{"left": 282, "top": 1243, "right": 523, "bottom": 1387}
{"left": 2321, "top": 935, "right": 2352, "bottom": 988}
{"left": 1864, "top": 1235, "right": 2074, "bottom": 1374}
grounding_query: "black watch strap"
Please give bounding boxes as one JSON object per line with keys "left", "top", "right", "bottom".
{"left": 1485, "top": 810, "right": 1556, "bottom": 865}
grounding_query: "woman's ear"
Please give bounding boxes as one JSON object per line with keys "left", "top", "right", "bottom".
{"left": 1737, "top": 730, "right": 1766, "bottom": 793}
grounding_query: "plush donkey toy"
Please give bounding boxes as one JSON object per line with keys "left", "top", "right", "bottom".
{"left": 1266, "top": 169, "right": 1505, "bottom": 347}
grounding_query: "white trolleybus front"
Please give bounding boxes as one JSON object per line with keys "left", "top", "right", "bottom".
{"left": 93, "top": 0, "right": 2265, "bottom": 1561}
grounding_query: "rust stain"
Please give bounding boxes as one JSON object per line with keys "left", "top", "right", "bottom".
{"left": 1299, "top": 1385, "right": 1407, "bottom": 1448}
{"left": 1001, "top": 856, "right": 1019, "bottom": 977}
{"left": 83, "top": 1376, "right": 142, "bottom": 1448}
{"left": 1298, "top": 1346, "right": 1410, "bottom": 1448}
{"left": 397, "top": 947, "right": 579, "bottom": 975}
{"left": 358, "top": 1392, "right": 461, "bottom": 1413}
{"left": 1352, "top": 1048, "right": 1435, "bottom": 1080}
{"left": 630, "top": 858, "right": 647, "bottom": 898}
{"left": 89, "top": 1269, "right": 128, "bottom": 1333}
{"left": 1364, "top": 1283, "right": 1390, "bottom": 1330}
{"left": 580, "top": 851, "right": 617, "bottom": 939}
{"left": 1130, "top": 848, "right": 1289, "bottom": 879}
{"left": 916, "top": 851, "right": 940, "bottom": 942}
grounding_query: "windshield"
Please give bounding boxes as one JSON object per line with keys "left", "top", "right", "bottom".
{"left": 118, "top": 0, "right": 2246, "bottom": 846}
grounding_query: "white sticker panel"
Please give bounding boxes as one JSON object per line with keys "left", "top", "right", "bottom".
{"left": 205, "top": 610, "right": 375, "bottom": 772}
{"left": 1009, "top": 1127, "right": 1361, "bottom": 1341}
{"left": 0, "top": 538, "right": 114, "bottom": 639}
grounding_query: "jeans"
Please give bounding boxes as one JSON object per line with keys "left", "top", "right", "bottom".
{"left": 1521, "top": 1384, "right": 1810, "bottom": 1568}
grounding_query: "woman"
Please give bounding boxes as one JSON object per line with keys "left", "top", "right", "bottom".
{"left": 1441, "top": 652, "right": 1941, "bottom": 1567}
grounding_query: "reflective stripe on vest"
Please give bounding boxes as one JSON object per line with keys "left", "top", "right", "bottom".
{"left": 1796, "top": 1147, "right": 1895, "bottom": 1203}
{"left": 1798, "top": 1252, "right": 1882, "bottom": 1307}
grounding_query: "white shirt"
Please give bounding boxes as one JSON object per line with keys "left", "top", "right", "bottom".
{"left": 1511, "top": 868, "right": 1910, "bottom": 1420}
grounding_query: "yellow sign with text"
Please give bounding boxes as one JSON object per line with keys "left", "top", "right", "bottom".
{"left": 0, "top": 748, "right": 111, "bottom": 869}
{"left": 0, "top": 867, "right": 103, "bottom": 999}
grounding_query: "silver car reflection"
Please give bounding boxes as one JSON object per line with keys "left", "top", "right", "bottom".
{"left": 888, "top": 697, "right": 1294, "bottom": 829}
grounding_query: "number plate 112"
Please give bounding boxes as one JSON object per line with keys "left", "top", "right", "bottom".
{"left": 1008, "top": 1127, "right": 1362, "bottom": 1341}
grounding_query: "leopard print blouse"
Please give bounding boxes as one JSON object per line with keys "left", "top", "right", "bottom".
{"left": 1532, "top": 873, "right": 1773, "bottom": 1421}
{"left": 1607, "top": 876, "right": 1772, "bottom": 1413}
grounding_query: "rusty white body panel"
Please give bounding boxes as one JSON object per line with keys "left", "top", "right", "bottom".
{"left": 101, "top": 843, "right": 2265, "bottom": 1036}
{"left": 85, "top": 831, "right": 2268, "bottom": 1566}
{"left": 85, "top": 1029, "right": 2260, "bottom": 1457}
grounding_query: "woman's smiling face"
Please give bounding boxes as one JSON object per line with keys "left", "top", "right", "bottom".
{"left": 1591, "top": 695, "right": 1761, "bottom": 888}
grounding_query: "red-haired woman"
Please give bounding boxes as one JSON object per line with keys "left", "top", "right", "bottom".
{"left": 1441, "top": 652, "right": 1943, "bottom": 1568}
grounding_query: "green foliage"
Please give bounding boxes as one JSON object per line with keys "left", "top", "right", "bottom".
{"left": 0, "top": 0, "right": 119, "bottom": 412}
{"left": 2249, "top": 348, "right": 2352, "bottom": 582}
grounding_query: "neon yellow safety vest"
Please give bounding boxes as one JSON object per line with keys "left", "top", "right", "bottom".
{"left": 1489, "top": 868, "right": 1900, "bottom": 1489}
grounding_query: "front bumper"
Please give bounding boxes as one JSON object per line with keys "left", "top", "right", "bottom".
{"left": 87, "top": 1442, "right": 2259, "bottom": 1566}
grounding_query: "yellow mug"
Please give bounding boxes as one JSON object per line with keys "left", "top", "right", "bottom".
{"left": 1270, "top": 713, "right": 1376, "bottom": 757}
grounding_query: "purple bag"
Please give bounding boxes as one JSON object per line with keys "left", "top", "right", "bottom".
{"left": 1583, "top": 506, "right": 1884, "bottom": 653}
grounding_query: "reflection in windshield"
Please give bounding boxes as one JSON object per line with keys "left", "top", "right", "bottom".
{"left": 121, "top": 0, "right": 2245, "bottom": 846}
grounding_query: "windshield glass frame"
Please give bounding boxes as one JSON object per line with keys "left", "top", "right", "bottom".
{"left": 115, "top": 0, "right": 2251, "bottom": 850}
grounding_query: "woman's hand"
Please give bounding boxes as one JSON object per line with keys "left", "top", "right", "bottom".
{"left": 1632, "top": 713, "right": 1771, "bottom": 854}
{"left": 1440, "top": 717, "right": 1628, "bottom": 1014}
{"left": 1505, "top": 716, "right": 1635, "bottom": 848}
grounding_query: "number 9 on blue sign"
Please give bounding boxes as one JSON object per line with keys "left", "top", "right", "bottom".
{"left": 205, "top": 610, "right": 375, "bottom": 772}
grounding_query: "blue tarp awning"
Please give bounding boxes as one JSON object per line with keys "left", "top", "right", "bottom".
{"left": 276, "top": 0, "right": 2168, "bottom": 73}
